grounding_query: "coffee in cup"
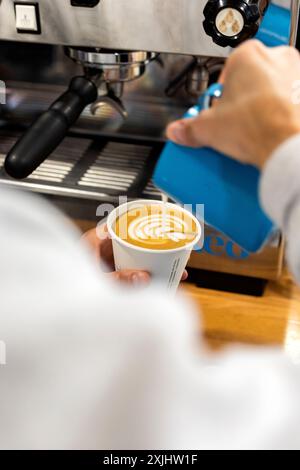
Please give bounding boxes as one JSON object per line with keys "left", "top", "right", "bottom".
{"left": 107, "top": 200, "right": 201, "bottom": 293}
{"left": 114, "top": 203, "right": 198, "bottom": 251}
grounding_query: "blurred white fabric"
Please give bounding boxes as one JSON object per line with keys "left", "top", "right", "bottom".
{"left": 1, "top": 135, "right": 300, "bottom": 449}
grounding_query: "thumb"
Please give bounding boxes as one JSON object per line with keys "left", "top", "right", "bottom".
{"left": 166, "top": 109, "right": 216, "bottom": 148}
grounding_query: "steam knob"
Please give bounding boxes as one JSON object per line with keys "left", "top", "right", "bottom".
{"left": 203, "top": 0, "right": 269, "bottom": 47}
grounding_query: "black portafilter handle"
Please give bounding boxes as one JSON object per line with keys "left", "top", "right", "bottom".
{"left": 5, "top": 76, "right": 98, "bottom": 179}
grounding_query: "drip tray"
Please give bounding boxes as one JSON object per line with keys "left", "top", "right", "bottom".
{"left": 0, "top": 131, "right": 164, "bottom": 217}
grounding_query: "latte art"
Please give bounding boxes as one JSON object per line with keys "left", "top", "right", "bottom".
{"left": 129, "top": 214, "right": 190, "bottom": 244}
{"left": 115, "top": 204, "right": 198, "bottom": 250}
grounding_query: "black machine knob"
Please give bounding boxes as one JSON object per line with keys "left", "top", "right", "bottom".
{"left": 203, "top": 0, "right": 270, "bottom": 48}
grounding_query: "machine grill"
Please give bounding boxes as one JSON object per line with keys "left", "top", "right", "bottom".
{"left": 0, "top": 131, "right": 163, "bottom": 203}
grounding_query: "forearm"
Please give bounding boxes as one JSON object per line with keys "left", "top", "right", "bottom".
{"left": 260, "top": 134, "right": 300, "bottom": 283}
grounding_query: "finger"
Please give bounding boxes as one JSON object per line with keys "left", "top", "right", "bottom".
{"left": 96, "top": 224, "right": 114, "bottom": 269}
{"left": 181, "top": 270, "right": 188, "bottom": 281}
{"left": 95, "top": 223, "right": 110, "bottom": 243}
{"left": 166, "top": 108, "right": 217, "bottom": 148}
{"left": 219, "top": 39, "right": 267, "bottom": 85}
{"left": 82, "top": 225, "right": 115, "bottom": 270}
{"left": 233, "top": 39, "right": 268, "bottom": 62}
{"left": 98, "top": 234, "right": 115, "bottom": 271}
{"left": 81, "top": 228, "right": 102, "bottom": 262}
{"left": 108, "top": 270, "right": 151, "bottom": 286}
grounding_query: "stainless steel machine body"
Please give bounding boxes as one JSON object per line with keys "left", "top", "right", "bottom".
{"left": 0, "top": 0, "right": 295, "bottom": 53}
{"left": 0, "top": 0, "right": 236, "bottom": 57}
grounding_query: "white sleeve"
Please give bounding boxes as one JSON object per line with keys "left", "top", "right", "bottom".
{"left": 1, "top": 188, "right": 300, "bottom": 450}
{"left": 260, "top": 134, "right": 300, "bottom": 283}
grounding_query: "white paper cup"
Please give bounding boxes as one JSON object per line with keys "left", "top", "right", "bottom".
{"left": 107, "top": 199, "right": 201, "bottom": 293}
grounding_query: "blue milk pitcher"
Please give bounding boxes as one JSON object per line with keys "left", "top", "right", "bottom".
{"left": 153, "top": 84, "right": 275, "bottom": 253}
{"left": 153, "top": 2, "right": 291, "bottom": 253}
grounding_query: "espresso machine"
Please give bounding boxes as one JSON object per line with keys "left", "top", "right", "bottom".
{"left": 0, "top": 0, "right": 298, "bottom": 293}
